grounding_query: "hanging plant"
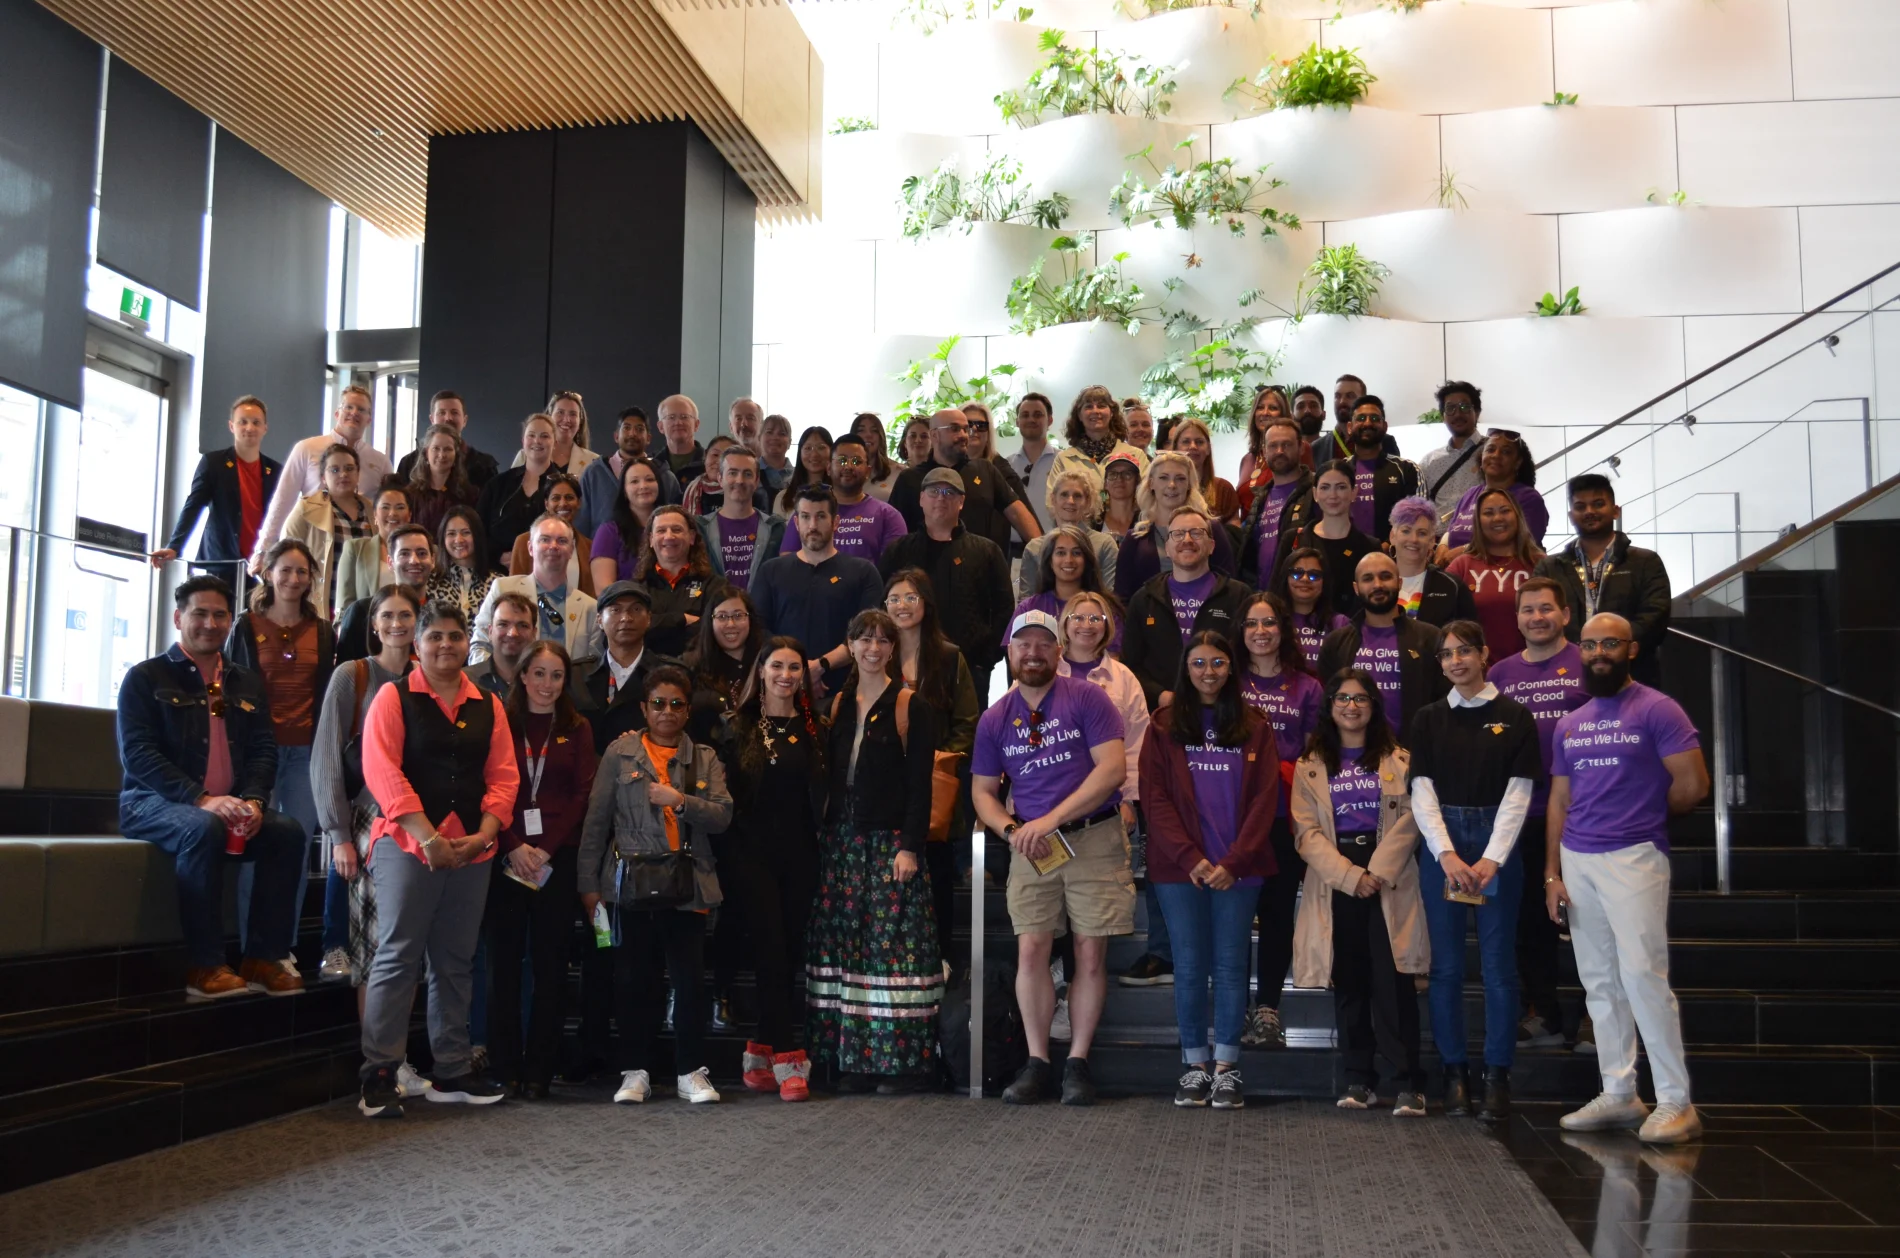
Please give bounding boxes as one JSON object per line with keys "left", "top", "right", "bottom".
{"left": 893, "top": 0, "right": 980, "bottom": 35}
{"left": 1109, "top": 139, "right": 1301, "bottom": 238}
{"left": 1005, "top": 234, "right": 1176, "bottom": 335}
{"left": 1120, "top": 0, "right": 1262, "bottom": 13}
{"left": 828, "top": 117, "right": 877, "bottom": 135}
{"left": 1141, "top": 328, "right": 1282, "bottom": 433}
{"left": 894, "top": 335, "right": 1021, "bottom": 430}
{"left": 1227, "top": 44, "right": 1376, "bottom": 113}
{"left": 899, "top": 154, "right": 1071, "bottom": 239}
{"left": 1297, "top": 243, "right": 1389, "bottom": 318}
{"left": 1532, "top": 286, "right": 1586, "bottom": 317}
{"left": 995, "top": 29, "right": 1178, "bottom": 128}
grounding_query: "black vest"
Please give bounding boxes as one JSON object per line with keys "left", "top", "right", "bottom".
{"left": 398, "top": 683, "right": 496, "bottom": 833}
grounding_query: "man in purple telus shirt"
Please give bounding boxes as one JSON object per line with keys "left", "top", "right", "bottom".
{"left": 1340, "top": 397, "right": 1418, "bottom": 543}
{"left": 777, "top": 433, "right": 906, "bottom": 563}
{"left": 1545, "top": 612, "right": 1710, "bottom": 1146}
{"left": 1317, "top": 552, "right": 1445, "bottom": 745}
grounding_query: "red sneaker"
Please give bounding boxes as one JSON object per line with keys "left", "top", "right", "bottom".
{"left": 774, "top": 1050, "right": 810, "bottom": 1102}
{"left": 742, "top": 1041, "right": 778, "bottom": 1093}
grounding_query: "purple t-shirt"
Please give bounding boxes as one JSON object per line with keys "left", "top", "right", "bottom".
{"left": 1168, "top": 569, "right": 1218, "bottom": 645}
{"left": 1331, "top": 745, "right": 1382, "bottom": 835}
{"left": 590, "top": 520, "right": 640, "bottom": 583}
{"left": 1186, "top": 720, "right": 1260, "bottom": 888}
{"left": 1354, "top": 623, "right": 1404, "bottom": 730}
{"left": 1350, "top": 459, "right": 1378, "bottom": 536}
{"left": 1006, "top": 591, "right": 1122, "bottom": 654}
{"left": 1552, "top": 682, "right": 1701, "bottom": 855}
{"left": 716, "top": 511, "right": 764, "bottom": 579}
{"left": 1241, "top": 668, "right": 1324, "bottom": 764}
{"left": 972, "top": 674, "right": 1126, "bottom": 820}
{"left": 1488, "top": 643, "right": 1589, "bottom": 814}
{"left": 1293, "top": 610, "right": 1349, "bottom": 671}
{"left": 778, "top": 495, "right": 907, "bottom": 563}
{"left": 1255, "top": 480, "right": 1299, "bottom": 580}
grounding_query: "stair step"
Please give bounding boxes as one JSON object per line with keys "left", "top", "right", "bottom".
{"left": 1669, "top": 846, "right": 1900, "bottom": 891}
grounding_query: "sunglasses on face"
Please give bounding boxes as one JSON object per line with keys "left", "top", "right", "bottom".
{"left": 646, "top": 697, "right": 688, "bottom": 712}
{"left": 968, "top": 420, "right": 990, "bottom": 433}
{"left": 1187, "top": 657, "right": 1230, "bottom": 672}
{"left": 1288, "top": 570, "right": 1323, "bottom": 582}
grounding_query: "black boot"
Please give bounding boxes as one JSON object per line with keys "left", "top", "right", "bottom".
{"left": 1442, "top": 1063, "right": 1472, "bottom": 1117}
{"left": 1478, "top": 1067, "right": 1511, "bottom": 1122}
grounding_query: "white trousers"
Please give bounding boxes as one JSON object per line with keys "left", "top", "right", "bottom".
{"left": 1564, "top": 842, "right": 1692, "bottom": 1106}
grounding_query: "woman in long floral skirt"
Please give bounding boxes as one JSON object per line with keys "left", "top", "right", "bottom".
{"left": 808, "top": 609, "right": 945, "bottom": 1093}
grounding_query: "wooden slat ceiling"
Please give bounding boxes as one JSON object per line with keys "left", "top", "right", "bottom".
{"left": 38, "top": 0, "right": 810, "bottom": 239}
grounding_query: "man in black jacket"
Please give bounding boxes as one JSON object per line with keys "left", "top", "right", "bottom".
{"left": 879, "top": 466, "right": 1013, "bottom": 698}
{"left": 1318, "top": 552, "right": 1447, "bottom": 744}
{"left": 1533, "top": 473, "right": 1671, "bottom": 684}
{"left": 1237, "top": 419, "right": 1316, "bottom": 586}
{"left": 1337, "top": 396, "right": 1419, "bottom": 543}
{"left": 394, "top": 390, "right": 501, "bottom": 489}
{"left": 574, "top": 582, "right": 679, "bottom": 753}
{"left": 1121, "top": 506, "right": 1253, "bottom": 711}
{"left": 889, "top": 408, "right": 1041, "bottom": 555}
{"left": 150, "top": 395, "right": 282, "bottom": 582}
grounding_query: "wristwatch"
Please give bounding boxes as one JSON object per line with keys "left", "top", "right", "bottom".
{"left": 1002, "top": 822, "right": 1019, "bottom": 838}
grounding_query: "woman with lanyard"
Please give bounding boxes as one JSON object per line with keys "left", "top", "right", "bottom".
{"left": 590, "top": 459, "right": 663, "bottom": 589}
{"left": 1272, "top": 547, "right": 1350, "bottom": 671}
{"left": 426, "top": 506, "right": 496, "bottom": 617}
{"left": 1289, "top": 667, "right": 1429, "bottom": 1117}
{"left": 807, "top": 610, "right": 944, "bottom": 1094}
{"left": 578, "top": 666, "right": 733, "bottom": 1106}
{"left": 1113, "top": 451, "right": 1238, "bottom": 604}
{"left": 1387, "top": 496, "right": 1477, "bottom": 629}
{"left": 1444, "top": 487, "right": 1545, "bottom": 659}
{"left": 508, "top": 472, "right": 594, "bottom": 595}
{"left": 282, "top": 443, "right": 370, "bottom": 622}
{"left": 1275, "top": 461, "right": 1381, "bottom": 618}
{"left": 333, "top": 481, "right": 415, "bottom": 615}
{"left": 1440, "top": 429, "right": 1548, "bottom": 550}
{"left": 356, "top": 598, "right": 517, "bottom": 1117}
{"left": 1141, "top": 632, "right": 1280, "bottom": 1109}
{"left": 226, "top": 538, "right": 336, "bottom": 967}
{"left": 487, "top": 640, "right": 596, "bottom": 1099}
{"left": 1407, "top": 619, "right": 1541, "bottom": 1122}
{"left": 478, "top": 413, "right": 560, "bottom": 572}
{"left": 408, "top": 422, "right": 478, "bottom": 538}
{"left": 727, "top": 637, "right": 828, "bottom": 1101}
{"left": 1017, "top": 463, "right": 1119, "bottom": 601}
{"left": 852, "top": 412, "right": 902, "bottom": 501}
{"left": 1007, "top": 526, "right": 1122, "bottom": 655}
{"left": 1233, "top": 591, "right": 1322, "bottom": 1051}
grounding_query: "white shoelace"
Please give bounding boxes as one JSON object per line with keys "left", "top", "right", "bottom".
{"left": 1179, "top": 1069, "right": 1213, "bottom": 1091}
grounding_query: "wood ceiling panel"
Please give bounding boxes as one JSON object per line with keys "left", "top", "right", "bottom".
{"left": 37, "top": 0, "right": 813, "bottom": 239}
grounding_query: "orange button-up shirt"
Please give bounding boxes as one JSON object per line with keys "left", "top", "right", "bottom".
{"left": 364, "top": 669, "right": 519, "bottom": 864}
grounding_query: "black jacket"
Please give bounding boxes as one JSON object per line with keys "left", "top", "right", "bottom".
{"left": 1236, "top": 468, "right": 1317, "bottom": 586}
{"left": 1316, "top": 612, "right": 1447, "bottom": 745}
{"left": 889, "top": 453, "right": 1022, "bottom": 555}
{"left": 878, "top": 526, "right": 1013, "bottom": 671}
{"left": 1333, "top": 453, "right": 1419, "bottom": 542}
{"left": 1533, "top": 533, "right": 1671, "bottom": 683}
{"left": 1120, "top": 571, "right": 1254, "bottom": 710}
{"left": 1410, "top": 566, "right": 1478, "bottom": 629}
{"left": 825, "top": 683, "right": 940, "bottom": 851}
{"left": 1113, "top": 522, "right": 1240, "bottom": 605}
{"left": 575, "top": 648, "right": 684, "bottom": 753}
{"left": 1274, "top": 520, "right": 1385, "bottom": 619}
{"left": 116, "top": 645, "right": 278, "bottom": 805}
{"left": 224, "top": 613, "right": 337, "bottom": 709}
{"left": 476, "top": 466, "right": 551, "bottom": 572}
{"left": 637, "top": 567, "right": 728, "bottom": 660}
{"left": 397, "top": 442, "right": 500, "bottom": 491}
{"left": 164, "top": 447, "right": 283, "bottom": 564}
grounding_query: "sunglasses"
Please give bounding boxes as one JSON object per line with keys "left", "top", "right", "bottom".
{"left": 1025, "top": 706, "right": 1046, "bottom": 748}
{"left": 1288, "top": 570, "right": 1323, "bottom": 582}
{"left": 967, "top": 420, "right": 990, "bottom": 433}
{"left": 205, "top": 677, "right": 225, "bottom": 720}
{"left": 646, "top": 696, "right": 688, "bottom": 711}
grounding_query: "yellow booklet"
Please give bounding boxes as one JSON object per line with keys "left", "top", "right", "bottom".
{"left": 1029, "top": 833, "right": 1075, "bottom": 877}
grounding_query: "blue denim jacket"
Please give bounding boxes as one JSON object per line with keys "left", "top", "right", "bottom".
{"left": 116, "top": 644, "right": 279, "bottom": 805}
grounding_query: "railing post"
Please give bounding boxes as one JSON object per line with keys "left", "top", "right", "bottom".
{"left": 968, "top": 822, "right": 985, "bottom": 1099}
{"left": 1710, "top": 649, "right": 1734, "bottom": 896}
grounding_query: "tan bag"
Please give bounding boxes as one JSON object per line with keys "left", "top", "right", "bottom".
{"left": 830, "top": 687, "right": 961, "bottom": 842}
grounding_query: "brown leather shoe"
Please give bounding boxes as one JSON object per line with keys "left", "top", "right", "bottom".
{"left": 239, "top": 957, "right": 305, "bottom": 997}
{"left": 186, "top": 965, "right": 248, "bottom": 1000}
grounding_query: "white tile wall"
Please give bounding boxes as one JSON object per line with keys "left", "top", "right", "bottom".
{"left": 878, "top": 22, "right": 1051, "bottom": 135}
{"left": 755, "top": 227, "right": 876, "bottom": 343}
{"left": 1559, "top": 207, "right": 1804, "bottom": 317}
{"left": 1096, "top": 221, "right": 1319, "bottom": 327}
{"left": 1325, "top": 209, "right": 1560, "bottom": 323}
{"left": 994, "top": 114, "right": 1203, "bottom": 231}
{"left": 1679, "top": 100, "right": 1900, "bottom": 209}
{"left": 1250, "top": 313, "right": 1447, "bottom": 424}
{"left": 1553, "top": 0, "right": 1793, "bottom": 107}
{"left": 1445, "top": 315, "right": 1687, "bottom": 428}
{"left": 1797, "top": 206, "right": 1900, "bottom": 308}
{"left": 821, "top": 131, "right": 985, "bottom": 240}
{"left": 1097, "top": 8, "right": 1317, "bottom": 126}
{"left": 1333, "top": 4, "right": 1553, "bottom": 115}
{"left": 1212, "top": 107, "right": 1441, "bottom": 223}
{"left": 1789, "top": 0, "right": 1900, "bottom": 100}
{"left": 1440, "top": 105, "right": 1676, "bottom": 214}
{"left": 1681, "top": 312, "right": 1876, "bottom": 429}
{"left": 759, "top": 333, "right": 984, "bottom": 425}
{"left": 991, "top": 320, "right": 1173, "bottom": 402}
{"left": 874, "top": 223, "right": 1061, "bottom": 337}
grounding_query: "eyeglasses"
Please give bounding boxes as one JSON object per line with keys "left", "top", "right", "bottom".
{"left": 834, "top": 456, "right": 866, "bottom": 467}
{"left": 1169, "top": 527, "right": 1210, "bottom": 542}
{"left": 1187, "top": 657, "right": 1230, "bottom": 672}
{"left": 1579, "top": 637, "right": 1628, "bottom": 654}
{"left": 1064, "top": 612, "right": 1108, "bottom": 627}
{"left": 885, "top": 593, "right": 921, "bottom": 607}
{"left": 1242, "top": 617, "right": 1280, "bottom": 631}
{"left": 1442, "top": 401, "right": 1476, "bottom": 416}
{"left": 1437, "top": 644, "right": 1480, "bottom": 661}
{"left": 1025, "top": 707, "right": 1046, "bottom": 747}
{"left": 968, "top": 421, "right": 990, "bottom": 433}
{"left": 1288, "top": 570, "right": 1323, "bottom": 582}
{"left": 1331, "top": 693, "right": 1373, "bottom": 708}
{"left": 646, "top": 697, "right": 688, "bottom": 711}
{"left": 932, "top": 424, "right": 969, "bottom": 435}
{"left": 205, "top": 677, "right": 225, "bottom": 720}
{"left": 711, "top": 610, "right": 750, "bottom": 624}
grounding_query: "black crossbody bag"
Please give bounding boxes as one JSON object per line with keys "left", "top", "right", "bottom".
{"left": 617, "top": 751, "right": 697, "bottom": 909}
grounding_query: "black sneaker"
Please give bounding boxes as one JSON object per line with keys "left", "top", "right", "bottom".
{"left": 359, "top": 1065, "right": 404, "bottom": 1119}
{"left": 1210, "top": 1068, "right": 1245, "bottom": 1110}
{"left": 1118, "top": 954, "right": 1174, "bottom": 987}
{"left": 1002, "top": 1057, "right": 1050, "bottom": 1105}
{"left": 1060, "top": 1056, "right": 1097, "bottom": 1107}
{"left": 428, "top": 1073, "right": 506, "bottom": 1105}
{"left": 1336, "top": 1083, "right": 1376, "bottom": 1110}
{"left": 1174, "top": 1068, "right": 1213, "bottom": 1108}
{"left": 835, "top": 1071, "right": 878, "bottom": 1094}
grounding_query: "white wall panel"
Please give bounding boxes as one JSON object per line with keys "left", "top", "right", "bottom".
{"left": 1333, "top": 5, "right": 1552, "bottom": 115}
{"left": 1098, "top": 9, "right": 1315, "bottom": 125}
{"left": 1440, "top": 105, "right": 1675, "bottom": 214}
{"left": 1003, "top": 0, "right": 1133, "bottom": 29}
{"left": 1325, "top": 209, "right": 1559, "bottom": 323}
{"left": 1212, "top": 107, "right": 1439, "bottom": 223}
{"left": 878, "top": 22, "right": 1050, "bottom": 134}
{"left": 761, "top": 333, "right": 984, "bottom": 427}
{"left": 1445, "top": 316, "right": 1686, "bottom": 428}
{"left": 1679, "top": 101, "right": 1900, "bottom": 209}
{"left": 993, "top": 114, "right": 1202, "bottom": 230}
{"left": 1796, "top": 206, "right": 1900, "bottom": 308}
{"left": 1096, "top": 222, "right": 1319, "bottom": 326}
{"left": 1790, "top": 0, "right": 1900, "bottom": 100}
{"left": 822, "top": 131, "right": 984, "bottom": 240}
{"left": 755, "top": 228, "right": 877, "bottom": 343}
{"left": 1248, "top": 314, "right": 1446, "bottom": 424}
{"left": 1682, "top": 312, "right": 1877, "bottom": 434}
{"left": 1559, "top": 207, "right": 1804, "bottom": 317}
{"left": 993, "top": 320, "right": 1172, "bottom": 403}
{"left": 1553, "top": 0, "right": 1793, "bottom": 106}
{"left": 875, "top": 223, "right": 1060, "bottom": 336}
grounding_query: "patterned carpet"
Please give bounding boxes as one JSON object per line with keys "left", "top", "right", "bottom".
{"left": 0, "top": 1091, "right": 1588, "bottom": 1257}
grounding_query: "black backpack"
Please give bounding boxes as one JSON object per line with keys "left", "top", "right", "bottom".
{"left": 939, "top": 957, "right": 1027, "bottom": 1093}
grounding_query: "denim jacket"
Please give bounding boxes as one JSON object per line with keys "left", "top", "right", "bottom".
{"left": 116, "top": 644, "right": 279, "bottom": 805}
{"left": 576, "top": 731, "right": 732, "bottom": 911}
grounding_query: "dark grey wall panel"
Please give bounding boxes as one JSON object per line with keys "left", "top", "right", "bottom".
{"left": 98, "top": 58, "right": 211, "bottom": 310}
{"left": 0, "top": 0, "right": 99, "bottom": 410}
{"left": 717, "top": 164, "right": 757, "bottom": 422}
{"left": 201, "top": 131, "right": 329, "bottom": 457}
{"left": 417, "top": 131, "right": 555, "bottom": 460}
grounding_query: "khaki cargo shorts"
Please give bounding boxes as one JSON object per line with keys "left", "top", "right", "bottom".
{"left": 1006, "top": 814, "right": 1136, "bottom": 938}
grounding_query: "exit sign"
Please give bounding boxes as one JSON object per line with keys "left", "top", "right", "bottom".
{"left": 119, "top": 287, "right": 152, "bottom": 325}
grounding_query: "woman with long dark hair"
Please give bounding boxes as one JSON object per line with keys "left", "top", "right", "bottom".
{"left": 1273, "top": 547, "right": 1350, "bottom": 671}
{"left": 897, "top": 416, "right": 933, "bottom": 470}
{"left": 1290, "top": 668, "right": 1429, "bottom": 1117}
{"left": 1444, "top": 487, "right": 1545, "bottom": 659}
{"left": 683, "top": 586, "right": 764, "bottom": 743}
{"left": 282, "top": 443, "right": 370, "bottom": 620}
{"left": 408, "top": 422, "right": 477, "bottom": 537}
{"left": 1141, "top": 631, "right": 1280, "bottom": 1108}
{"left": 426, "top": 505, "right": 496, "bottom": 617}
{"left": 508, "top": 472, "right": 594, "bottom": 594}
{"left": 633, "top": 504, "right": 722, "bottom": 658}
{"left": 1237, "top": 385, "right": 1297, "bottom": 516}
{"left": 727, "top": 637, "right": 828, "bottom": 1101}
{"left": 1441, "top": 430, "right": 1547, "bottom": 549}
{"left": 807, "top": 610, "right": 944, "bottom": 1093}
{"left": 772, "top": 426, "right": 834, "bottom": 517}
{"left": 489, "top": 640, "right": 596, "bottom": 1097}
{"left": 591, "top": 458, "right": 663, "bottom": 589}
{"left": 1008, "top": 525, "right": 1122, "bottom": 654}
{"left": 1275, "top": 461, "right": 1381, "bottom": 619}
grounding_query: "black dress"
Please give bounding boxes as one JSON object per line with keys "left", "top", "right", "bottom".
{"left": 725, "top": 714, "right": 824, "bottom": 1049}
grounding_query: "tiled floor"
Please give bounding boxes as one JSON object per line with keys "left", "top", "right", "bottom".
{"left": 1500, "top": 1102, "right": 1900, "bottom": 1256}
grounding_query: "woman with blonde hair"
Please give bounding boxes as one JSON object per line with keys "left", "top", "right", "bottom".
{"left": 529, "top": 390, "right": 599, "bottom": 475}
{"left": 1113, "top": 450, "right": 1238, "bottom": 604}
{"left": 1018, "top": 462, "right": 1118, "bottom": 600}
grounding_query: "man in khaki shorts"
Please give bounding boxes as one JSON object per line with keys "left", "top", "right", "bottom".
{"left": 973, "top": 610, "right": 1132, "bottom": 1106}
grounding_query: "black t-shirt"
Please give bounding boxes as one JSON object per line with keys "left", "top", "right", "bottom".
{"left": 891, "top": 453, "right": 1021, "bottom": 551}
{"left": 1405, "top": 694, "right": 1541, "bottom": 806}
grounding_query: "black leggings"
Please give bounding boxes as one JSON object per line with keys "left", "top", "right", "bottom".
{"left": 613, "top": 908, "right": 707, "bottom": 1076}
{"left": 1253, "top": 814, "right": 1303, "bottom": 1011}
{"left": 484, "top": 845, "right": 577, "bottom": 1087}
{"left": 1515, "top": 817, "right": 1573, "bottom": 1035}
{"left": 723, "top": 840, "right": 820, "bottom": 1049}
{"left": 1331, "top": 883, "right": 1423, "bottom": 1092}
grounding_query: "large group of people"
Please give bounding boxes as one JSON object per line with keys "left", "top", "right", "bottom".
{"left": 126, "top": 375, "right": 1706, "bottom": 1144}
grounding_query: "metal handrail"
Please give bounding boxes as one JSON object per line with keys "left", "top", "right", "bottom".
{"left": 1668, "top": 627, "right": 1900, "bottom": 721}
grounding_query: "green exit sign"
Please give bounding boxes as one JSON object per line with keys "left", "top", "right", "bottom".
{"left": 119, "top": 287, "right": 152, "bottom": 323}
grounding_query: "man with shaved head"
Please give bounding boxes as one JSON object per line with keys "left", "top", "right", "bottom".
{"left": 1544, "top": 613, "right": 1709, "bottom": 1146}
{"left": 1317, "top": 550, "right": 1446, "bottom": 744}
{"left": 889, "top": 407, "right": 1041, "bottom": 557}
{"left": 656, "top": 394, "right": 706, "bottom": 484}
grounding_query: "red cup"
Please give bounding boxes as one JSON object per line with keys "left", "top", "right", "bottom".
{"left": 225, "top": 825, "right": 250, "bottom": 856}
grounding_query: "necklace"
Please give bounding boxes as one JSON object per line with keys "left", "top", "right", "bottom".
{"left": 758, "top": 713, "right": 795, "bottom": 765}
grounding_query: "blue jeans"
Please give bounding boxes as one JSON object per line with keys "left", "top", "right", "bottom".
{"left": 1417, "top": 805, "right": 1523, "bottom": 1068}
{"left": 1153, "top": 879, "right": 1262, "bottom": 1065}
{"left": 1143, "top": 882, "right": 1174, "bottom": 964}
{"left": 239, "top": 743, "right": 316, "bottom": 956}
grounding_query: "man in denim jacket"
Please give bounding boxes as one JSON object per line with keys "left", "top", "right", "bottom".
{"left": 118, "top": 575, "right": 306, "bottom": 1000}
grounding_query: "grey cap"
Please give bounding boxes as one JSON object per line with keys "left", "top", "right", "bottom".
{"left": 921, "top": 466, "right": 966, "bottom": 494}
{"left": 597, "top": 580, "right": 651, "bottom": 610}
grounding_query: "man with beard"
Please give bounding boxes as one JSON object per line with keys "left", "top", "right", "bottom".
{"left": 1292, "top": 385, "right": 1328, "bottom": 443}
{"left": 1341, "top": 396, "right": 1418, "bottom": 543}
{"left": 699, "top": 445, "right": 786, "bottom": 588}
{"left": 1546, "top": 613, "right": 1708, "bottom": 1145}
{"left": 1318, "top": 552, "right": 1446, "bottom": 745}
{"left": 465, "top": 592, "right": 537, "bottom": 698}
{"left": 335, "top": 525, "right": 437, "bottom": 662}
{"left": 1417, "top": 381, "right": 1487, "bottom": 518}
{"left": 891, "top": 408, "right": 1040, "bottom": 552}
{"left": 1121, "top": 507, "right": 1252, "bottom": 712}
{"left": 972, "top": 610, "right": 1130, "bottom": 1107}
{"left": 1533, "top": 474, "right": 1671, "bottom": 685}
{"left": 1237, "top": 419, "right": 1316, "bottom": 586}
{"left": 775, "top": 433, "right": 906, "bottom": 563}
{"left": 576, "top": 406, "right": 682, "bottom": 540}
{"left": 1008, "top": 392, "right": 1060, "bottom": 533}
{"left": 728, "top": 396, "right": 765, "bottom": 455}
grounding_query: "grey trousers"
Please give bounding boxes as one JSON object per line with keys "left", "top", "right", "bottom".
{"left": 360, "top": 836, "right": 493, "bottom": 1082}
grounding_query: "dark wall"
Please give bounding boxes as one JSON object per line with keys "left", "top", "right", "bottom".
{"left": 98, "top": 58, "right": 212, "bottom": 310}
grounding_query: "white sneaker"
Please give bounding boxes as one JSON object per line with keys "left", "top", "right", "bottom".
{"left": 614, "top": 1069, "right": 651, "bottom": 1104}
{"left": 318, "top": 948, "right": 352, "bottom": 983}
{"left": 1639, "top": 1101, "right": 1703, "bottom": 1145}
{"left": 395, "top": 1062, "right": 432, "bottom": 1098}
{"left": 677, "top": 1067, "right": 721, "bottom": 1104}
{"left": 1559, "top": 1092, "right": 1651, "bottom": 1132}
{"left": 1049, "top": 994, "right": 1072, "bottom": 1041}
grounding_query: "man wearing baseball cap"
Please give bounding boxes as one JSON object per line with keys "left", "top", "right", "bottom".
{"left": 877, "top": 465, "right": 1013, "bottom": 700}
{"left": 972, "top": 609, "right": 1131, "bottom": 1106}
{"left": 574, "top": 580, "right": 678, "bottom": 753}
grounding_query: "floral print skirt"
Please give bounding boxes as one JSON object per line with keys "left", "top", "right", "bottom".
{"left": 805, "top": 807, "right": 943, "bottom": 1078}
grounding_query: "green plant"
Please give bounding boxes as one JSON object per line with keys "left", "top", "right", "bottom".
{"left": 1384, "top": 0, "right": 1427, "bottom": 11}
{"left": 1647, "top": 187, "right": 1690, "bottom": 206}
{"left": 1435, "top": 169, "right": 1468, "bottom": 211}
{"left": 1227, "top": 43, "right": 1375, "bottom": 113}
{"left": 1533, "top": 286, "right": 1586, "bottom": 317}
{"left": 899, "top": 155, "right": 1070, "bottom": 238}
{"left": 1015, "top": 6, "right": 1035, "bottom": 19}
{"left": 894, "top": 335, "right": 1020, "bottom": 429}
{"left": 828, "top": 116, "right": 877, "bottom": 135}
{"left": 1297, "top": 243, "right": 1389, "bottom": 318}
{"left": 1417, "top": 408, "right": 1443, "bottom": 424}
{"left": 995, "top": 29, "right": 1178, "bottom": 128}
{"left": 1546, "top": 91, "right": 1579, "bottom": 106}
{"left": 1141, "top": 330, "right": 1283, "bottom": 433}
{"left": 1121, "top": 0, "right": 1262, "bottom": 12}
{"left": 1110, "top": 139, "right": 1301, "bottom": 238}
{"left": 893, "top": 0, "right": 978, "bottom": 35}
{"left": 1005, "top": 234, "right": 1170, "bottom": 335}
